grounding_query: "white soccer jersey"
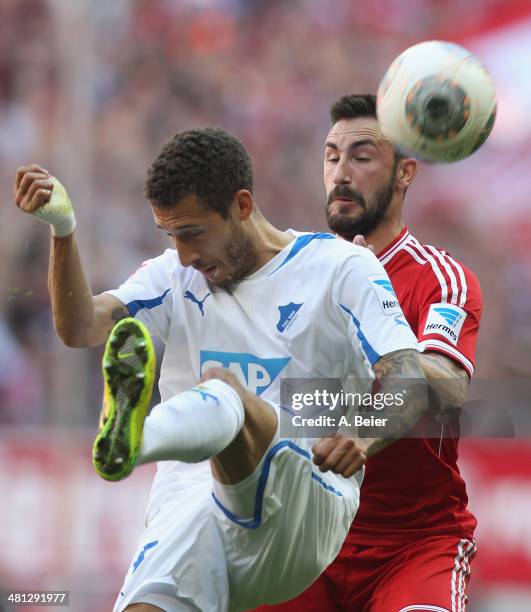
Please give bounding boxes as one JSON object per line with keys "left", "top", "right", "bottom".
{"left": 107, "top": 231, "right": 418, "bottom": 520}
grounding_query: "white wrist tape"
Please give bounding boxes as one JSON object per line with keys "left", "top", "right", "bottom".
{"left": 33, "top": 177, "right": 76, "bottom": 237}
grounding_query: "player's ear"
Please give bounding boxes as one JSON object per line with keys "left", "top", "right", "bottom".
{"left": 395, "top": 157, "right": 418, "bottom": 191}
{"left": 233, "top": 189, "right": 253, "bottom": 222}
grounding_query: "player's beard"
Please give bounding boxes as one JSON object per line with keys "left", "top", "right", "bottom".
{"left": 325, "top": 164, "right": 397, "bottom": 242}
{"left": 214, "top": 221, "right": 260, "bottom": 291}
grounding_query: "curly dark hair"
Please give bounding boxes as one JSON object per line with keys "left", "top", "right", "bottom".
{"left": 144, "top": 127, "right": 254, "bottom": 218}
{"left": 330, "top": 94, "right": 377, "bottom": 124}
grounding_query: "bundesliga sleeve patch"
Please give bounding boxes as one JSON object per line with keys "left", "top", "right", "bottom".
{"left": 368, "top": 275, "right": 402, "bottom": 316}
{"left": 423, "top": 303, "right": 467, "bottom": 345}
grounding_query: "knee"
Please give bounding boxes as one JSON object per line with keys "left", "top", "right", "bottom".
{"left": 200, "top": 367, "right": 245, "bottom": 396}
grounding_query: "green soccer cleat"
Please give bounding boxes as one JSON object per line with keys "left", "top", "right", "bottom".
{"left": 92, "top": 317, "right": 156, "bottom": 481}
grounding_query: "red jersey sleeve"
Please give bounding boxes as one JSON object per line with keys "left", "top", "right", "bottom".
{"left": 415, "top": 251, "right": 482, "bottom": 378}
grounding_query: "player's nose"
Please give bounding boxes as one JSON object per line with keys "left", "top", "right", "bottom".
{"left": 175, "top": 242, "right": 201, "bottom": 268}
{"left": 333, "top": 158, "right": 352, "bottom": 185}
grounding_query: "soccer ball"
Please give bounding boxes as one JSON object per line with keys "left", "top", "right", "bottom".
{"left": 376, "top": 40, "right": 497, "bottom": 162}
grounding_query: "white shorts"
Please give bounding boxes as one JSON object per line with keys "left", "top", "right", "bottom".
{"left": 115, "top": 412, "right": 361, "bottom": 611}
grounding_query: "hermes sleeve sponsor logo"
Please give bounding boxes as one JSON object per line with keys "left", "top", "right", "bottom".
{"left": 200, "top": 350, "right": 290, "bottom": 395}
{"left": 368, "top": 275, "right": 402, "bottom": 315}
{"left": 276, "top": 302, "right": 303, "bottom": 333}
{"left": 423, "top": 303, "right": 467, "bottom": 345}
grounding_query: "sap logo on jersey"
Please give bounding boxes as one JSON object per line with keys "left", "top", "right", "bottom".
{"left": 368, "top": 275, "right": 402, "bottom": 315}
{"left": 423, "top": 303, "right": 467, "bottom": 345}
{"left": 200, "top": 350, "right": 291, "bottom": 395}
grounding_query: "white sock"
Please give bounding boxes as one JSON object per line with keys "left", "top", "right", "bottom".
{"left": 137, "top": 379, "right": 245, "bottom": 464}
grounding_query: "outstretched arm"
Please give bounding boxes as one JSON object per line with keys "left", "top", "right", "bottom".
{"left": 350, "top": 234, "right": 470, "bottom": 414}
{"left": 313, "top": 348, "right": 430, "bottom": 476}
{"left": 15, "top": 164, "right": 127, "bottom": 347}
{"left": 365, "top": 347, "right": 431, "bottom": 454}
{"left": 48, "top": 232, "right": 128, "bottom": 346}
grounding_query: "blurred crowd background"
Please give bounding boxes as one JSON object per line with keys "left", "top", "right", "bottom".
{"left": 1, "top": 0, "right": 530, "bottom": 610}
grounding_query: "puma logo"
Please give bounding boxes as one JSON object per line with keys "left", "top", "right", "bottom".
{"left": 184, "top": 290, "right": 211, "bottom": 316}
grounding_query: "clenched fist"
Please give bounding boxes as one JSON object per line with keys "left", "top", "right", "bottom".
{"left": 15, "top": 164, "right": 76, "bottom": 237}
{"left": 312, "top": 434, "right": 368, "bottom": 477}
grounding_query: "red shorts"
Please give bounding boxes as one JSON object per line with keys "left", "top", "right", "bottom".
{"left": 254, "top": 535, "right": 477, "bottom": 612}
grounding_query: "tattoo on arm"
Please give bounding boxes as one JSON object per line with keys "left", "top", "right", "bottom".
{"left": 421, "top": 352, "right": 468, "bottom": 379}
{"left": 373, "top": 348, "right": 425, "bottom": 380}
{"left": 362, "top": 349, "right": 430, "bottom": 456}
{"left": 419, "top": 352, "right": 468, "bottom": 418}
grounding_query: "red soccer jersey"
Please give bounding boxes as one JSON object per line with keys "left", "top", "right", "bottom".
{"left": 347, "top": 227, "right": 482, "bottom": 545}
